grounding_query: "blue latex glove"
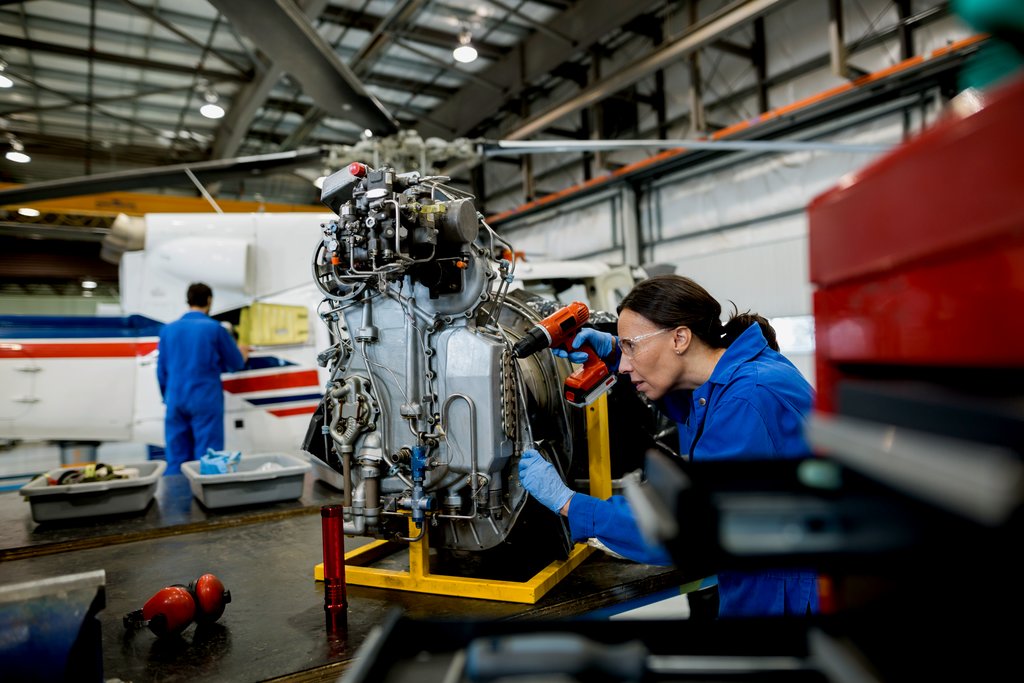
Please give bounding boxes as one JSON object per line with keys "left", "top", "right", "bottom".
{"left": 200, "top": 449, "right": 241, "bottom": 474}
{"left": 551, "top": 327, "right": 616, "bottom": 364}
{"left": 518, "top": 448, "right": 574, "bottom": 514}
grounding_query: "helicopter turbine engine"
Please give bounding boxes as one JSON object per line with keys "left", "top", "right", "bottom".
{"left": 303, "top": 162, "right": 579, "bottom": 564}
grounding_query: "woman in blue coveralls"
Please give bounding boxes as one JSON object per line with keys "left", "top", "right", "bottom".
{"left": 157, "top": 283, "right": 248, "bottom": 475}
{"left": 519, "top": 274, "right": 819, "bottom": 618}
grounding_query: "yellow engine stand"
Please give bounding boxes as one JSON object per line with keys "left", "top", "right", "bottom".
{"left": 314, "top": 393, "right": 613, "bottom": 604}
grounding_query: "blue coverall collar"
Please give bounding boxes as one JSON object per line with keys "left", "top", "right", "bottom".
{"left": 705, "top": 323, "right": 768, "bottom": 387}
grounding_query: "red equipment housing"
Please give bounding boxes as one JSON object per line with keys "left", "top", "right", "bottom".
{"left": 809, "top": 74, "right": 1024, "bottom": 413}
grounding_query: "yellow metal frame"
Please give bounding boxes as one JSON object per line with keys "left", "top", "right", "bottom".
{"left": 314, "top": 393, "right": 613, "bottom": 604}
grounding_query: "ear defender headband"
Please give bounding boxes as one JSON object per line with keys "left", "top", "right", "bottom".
{"left": 124, "top": 573, "right": 231, "bottom": 637}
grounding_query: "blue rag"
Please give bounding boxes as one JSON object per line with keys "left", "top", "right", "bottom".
{"left": 200, "top": 449, "right": 241, "bottom": 475}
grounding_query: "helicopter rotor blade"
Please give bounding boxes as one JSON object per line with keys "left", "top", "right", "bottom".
{"left": 482, "top": 138, "right": 892, "bottom": 156}
{"left": 0, "top": 147, "right": 325, "bottom": 206}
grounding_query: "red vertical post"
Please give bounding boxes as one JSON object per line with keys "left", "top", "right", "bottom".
{"left": 321, "top": 505, "right": 347, "bottom": 632}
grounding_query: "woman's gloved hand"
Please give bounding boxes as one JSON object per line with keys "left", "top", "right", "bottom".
{"left": 551, "top": 327, "right": 617, "bottom": 364}
{"left": 518, "top": 448, "right": 574, "bottom": 514}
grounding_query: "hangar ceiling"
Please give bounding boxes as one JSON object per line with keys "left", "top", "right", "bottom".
{"left": 0, "top": 0, "right": 673, "bottom": 198}
{"left": 0, "top": 0, "right": 965, "bottom": 298}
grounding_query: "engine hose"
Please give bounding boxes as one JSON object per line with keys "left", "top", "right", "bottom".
{"left": 336, "top": 417, "right": 359, "bottom": 508}
{"left": 328, "top": 381, "right": 362, "bottom": 508}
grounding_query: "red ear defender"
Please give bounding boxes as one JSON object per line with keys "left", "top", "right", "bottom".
{"left": 124, "top": 585, "right": 196, "bottom": 637}
{"left": 188, "top": 573, "right": 232, "bottom": 623}
{"left": 124, "top": 573, "right": 231, "bottom": 637}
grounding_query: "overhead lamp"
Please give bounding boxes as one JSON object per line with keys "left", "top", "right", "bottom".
{"left": 200, "top": 90, "right": 225, "bottom": 119}
{"left": 0, "top": 60, "right": 12, "bottom": 89}
{"left": 81, "top": 280, "right": 97, "bottom": 290}
{"left": 453, "top": 31, "right": 478, "bottom": 64}
{"left": 362, "top": 129, "right": 373, "bottom": 139}
{"left": 5, "top": 136, "right": 30, "bottom": 163}
{"left": 17, "top": 207, "right": 40, "bottom": 217}
{"left": 197, "top": 80, "right": 226, "bottom": 119}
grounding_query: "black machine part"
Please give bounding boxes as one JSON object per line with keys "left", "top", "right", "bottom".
{"left": 624, "top": 448, "right": 1020, "bottom": 580}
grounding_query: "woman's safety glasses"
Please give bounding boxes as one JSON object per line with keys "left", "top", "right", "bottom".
{"left": 619, "top": 328, "right": 671, "bottom": 358}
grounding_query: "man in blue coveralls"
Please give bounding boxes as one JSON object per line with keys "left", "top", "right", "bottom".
{"left": 157, "top": 282, "right": 248, "bottom": 474}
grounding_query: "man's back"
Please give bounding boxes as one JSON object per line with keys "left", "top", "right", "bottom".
{"left": 157, "top": 311, "right": 244, "bottom": 411}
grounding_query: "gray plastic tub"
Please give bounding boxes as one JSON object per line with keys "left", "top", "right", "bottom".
{"left": 19, "top": 461, "right": 166, "bottom": 523}
{"left": 181, "top": 452, "right": 311, "bottom": 509}
{"left": 307, "top": 451, "right": 346, "bottom": 490}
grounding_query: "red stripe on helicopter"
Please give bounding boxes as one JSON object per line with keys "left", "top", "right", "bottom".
{"left": 268, "top": 405, "right": 319, "bottom": 417}
{"left": 221, "top": 369, "right": 320, "bottom": 394}
{"left": 0, "top": 341, "right": 158, "bottom": 358}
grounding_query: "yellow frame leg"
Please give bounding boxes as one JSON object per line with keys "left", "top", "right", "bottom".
{"left": 586, "top": 393, "right": 612, "bottom": 499}
{"left": 314, "top": 394, "right": 612, "bottom": 604}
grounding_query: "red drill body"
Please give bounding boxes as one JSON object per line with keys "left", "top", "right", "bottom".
{"left": 512, "top": 301, "right": 616, "bottom": 407}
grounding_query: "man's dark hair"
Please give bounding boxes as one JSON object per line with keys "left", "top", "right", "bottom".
{"left": 187, "top": 282, "right": 213, "bottom": 308}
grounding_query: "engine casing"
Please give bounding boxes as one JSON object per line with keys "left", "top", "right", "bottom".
{"left": 303, "top": 164, "right": 577, "bottom": 554}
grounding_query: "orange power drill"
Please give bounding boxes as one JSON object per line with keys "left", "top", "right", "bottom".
{"left": 512, "top": 301, "right": 617, "bottom": 407}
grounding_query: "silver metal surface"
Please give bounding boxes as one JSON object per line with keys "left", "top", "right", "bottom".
{"left": 308, "top": 165, "right": 575, "bottom": 550}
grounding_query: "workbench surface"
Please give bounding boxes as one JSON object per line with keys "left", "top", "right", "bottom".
{"left": 0, "top": 473, "right": 339, "bottom": 561}
{"left": 0, "top": 473, "right": 685, "bottom": 682}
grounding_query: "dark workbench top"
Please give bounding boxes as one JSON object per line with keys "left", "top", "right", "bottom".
{"left": 0, "top": 472, "right": 686, "bottom": 682}
{"left": 0, "top": 473, "right": 341, "bottom": 561}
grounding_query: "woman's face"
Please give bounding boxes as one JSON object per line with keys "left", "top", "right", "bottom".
{"left": 616, "top": 309, "right": 681, "bottom": 401}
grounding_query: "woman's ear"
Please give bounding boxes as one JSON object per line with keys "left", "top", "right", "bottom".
{"left": 673, "top": 327, "right": 690, "bottom": 355}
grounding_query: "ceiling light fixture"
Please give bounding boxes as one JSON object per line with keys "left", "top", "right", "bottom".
{"left": 197, "top": 80, "right": 226, "bottom": 119}
{"left": 200, "top": 92, "right": 225, "bottom": 119}
{"left": 17, "top": 207, "right": 40, "bottom": 217}
{"left": 453, "top": 31, "right": 478, "bottom": 64}
{"left": 81, "top": 280, "right": 98, "bottom": 290}
{"left": 5, "top": 136, "right": 30, "bottom": 163}
{"left": 0, "top": 60, "right": 12, "bottom": 89}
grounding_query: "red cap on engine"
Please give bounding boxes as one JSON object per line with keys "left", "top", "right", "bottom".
{"left": 348, "top": 162, "right": 367, "bottom": 177}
